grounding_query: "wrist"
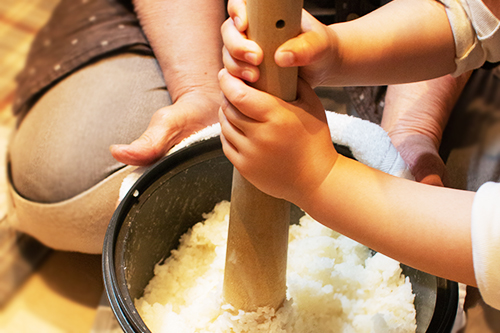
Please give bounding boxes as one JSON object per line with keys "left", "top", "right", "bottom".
{"left": 288, "top": 149, "right": 339, "bottom": 211}
{"left": 390, "top": 133, "right": 447, "bottom": 186}
{"left": 167, "top": 72, "right": 222, "bottom": 101}
{"left": 173, "top": 84, "right": 222, "bottom": 110}
{"left": 293, "top": 153, "right": 349, "bottom": 229}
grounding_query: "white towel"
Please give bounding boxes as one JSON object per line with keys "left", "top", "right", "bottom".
{"left": 325, "top": 112, "right": 414, "bottom": 179}
{"left": 118, "top": 111, "right": 465, "bottom": 332}
{"left": 119, "top": 111, "right": 413, "bottom": 200}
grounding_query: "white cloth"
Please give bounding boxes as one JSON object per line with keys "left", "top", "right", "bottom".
{"left": 439, "top": 0, "right": 500, "bottom": 76}
{"left": 471, "top": 181, "right": 500, "bottom": 310}
{"left": 325, "top": 112, "right": 413, "bottom": 179}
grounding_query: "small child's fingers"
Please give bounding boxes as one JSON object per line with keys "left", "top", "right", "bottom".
{"left": 219, "top": 107, "right": 240, "bottom": 148}
{"left": 275, "top": 11, "right": 330, "bottom": 67}
{"left": 219, "top": 129, "right": 241, "bottom": 168}
{"left": 222, "top": 46, "right": 259, "bottom": 82}
{"left": 218, "top": 69, "right": 275, "bottom": 123}
{"left": 227, "top": 0, "right": 247, "bottom": 32}
{"left": 221, "top": 18, "right": 262, "bottom": 66}
{"left": 275, "top": 31, "right": 327, "bottom": 67}
{"left": 219, "top": 107, "right": 247, "bottom": 168}
{"left": 292, "top": 78, "right": 328, "bottom": 119}
{"left": 220, "top": 93, "right": 259, "bottom": 136}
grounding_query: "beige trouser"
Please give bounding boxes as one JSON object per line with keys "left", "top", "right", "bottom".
{"left": 7, "top": 53, "right": 170, "bottom": 253}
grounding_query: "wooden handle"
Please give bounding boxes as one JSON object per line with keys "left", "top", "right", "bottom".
{"left": 247, "top": 0, "right": 303, "bottom": 101}
{"left": 223, "top": 0, "right": 303, "bottom": 312}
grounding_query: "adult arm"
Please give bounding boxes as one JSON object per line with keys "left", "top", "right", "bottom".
{"left": 381, "top": 72, "right": 472, "bottom": 186}
{"left": 111, "top": 0, "right": 225, "bottom": 165}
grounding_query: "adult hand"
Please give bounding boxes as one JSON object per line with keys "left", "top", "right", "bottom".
{"left": 388, "top": 133, "right": 448, "bottom": 186}
{"left": 218, "top": 68, "right": 337, "bottom": 203}
{"left": 112, "top": 0, "right": 224, "bottom": 166}
{"left": 381, "top": 73, "right": 471, "bottom": 186}
{"left": 110, "top": 90, "right": 220, "bottom": 166}
{"left": 222, "top": 0, "right": 338, "bottom": 87}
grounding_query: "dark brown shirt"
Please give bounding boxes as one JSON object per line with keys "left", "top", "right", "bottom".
{"left": 14, "top": 0, "right": 151, "bottom": 117}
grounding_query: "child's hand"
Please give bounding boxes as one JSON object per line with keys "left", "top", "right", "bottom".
{"left": 218, "top": 68, "right": 338, "bottom": 204}
{"left": 221, "top": 0, "right": 339, "bottom": 87}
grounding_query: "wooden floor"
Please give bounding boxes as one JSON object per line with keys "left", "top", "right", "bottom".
{"left": 0, "top": 251, "right": 103, "bottom": 332}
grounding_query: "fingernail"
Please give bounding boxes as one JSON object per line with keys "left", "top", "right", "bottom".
{"left": 234, "top": 16, "right": 243, "bottom": 31}
{"left": 218, "top": 69, "right": 225, "bottom": 80}
{"left": 110, "top": 144, "right": 126, "bottom": 154}
{"left": 242, "top": 70, "right": 255, "bottom": 82}
{"left": 110, "top": 144, "right": 124, "bottom": 150}
{"left": 278, "top": 51, "right": 295, "bottom": 67}
{"left": 245, "top": 52, "right": 258, "bottom": 65}
{"left": 220, "top": 93, "right": 228, "bottom": 108}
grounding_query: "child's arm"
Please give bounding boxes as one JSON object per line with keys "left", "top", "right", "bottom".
{"left": 218, "top": 68, "right": 477, "bottom": 286}
{"left": 222, "top": 0, "right": 457, "bottom": 87}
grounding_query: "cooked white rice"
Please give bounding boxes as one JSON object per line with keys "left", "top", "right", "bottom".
{"left": 135, "top": 201, "right": 416, "bottom": 332}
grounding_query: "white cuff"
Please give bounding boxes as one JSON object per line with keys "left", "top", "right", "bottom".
{"left": 439, "top": 0, "right": 500, "bottom": 76}
{"left": 471, "top": 181, "right": 500, "bottom": 310}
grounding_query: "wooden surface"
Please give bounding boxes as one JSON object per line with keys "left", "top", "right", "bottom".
{"left": 0, "top": 251, "right": 103, "bottom": 333}
{"left": 222, "top": 0, "right": 303, "bottom": 312}
{"left": 223, "top": 171, "right": 290, "bottom": 311}
{"left": 246, "top": 0, "right": 302, "bottom": 101}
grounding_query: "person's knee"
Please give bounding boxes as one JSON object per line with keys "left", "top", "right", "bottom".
{"left": 9, "top": 53, "right": 170, "bottom": 203}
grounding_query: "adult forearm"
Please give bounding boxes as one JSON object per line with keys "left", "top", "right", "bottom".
{"left": 298, "top": 155, "right": 476, "bottom": 286}
{"left": 380, "top": 73, "right": 471, "bottom": 184}
{"left": 133, "top": 0, "right": 225, "bottom": 102}
{"left": 325, "top": 0, "right": 457, "bottom": 86}
{"left": 382, "top": 73, "right": 471, "bottom": 144}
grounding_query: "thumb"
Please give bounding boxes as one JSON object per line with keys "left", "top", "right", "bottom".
{"left": 275, "top": 11, "right": 330, "bottom": 67}
{"left": 110, "top": 122, "right": 173, "bottom": 166}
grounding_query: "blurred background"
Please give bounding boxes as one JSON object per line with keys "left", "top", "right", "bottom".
{"left": 0, "top": 1, "right": 104, "bottom": 332}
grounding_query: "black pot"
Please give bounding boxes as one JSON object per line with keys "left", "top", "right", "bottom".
{"left": 103, "top": 136, "right": 458, "bottom": 333}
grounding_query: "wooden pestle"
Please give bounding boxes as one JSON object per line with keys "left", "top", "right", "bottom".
{"left": 223, "top": 0, "right": 303, "bottom": 312}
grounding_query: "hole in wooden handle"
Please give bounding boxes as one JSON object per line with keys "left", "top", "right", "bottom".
{"left": 276, "top": 19, "right": 285, "bottom": 29}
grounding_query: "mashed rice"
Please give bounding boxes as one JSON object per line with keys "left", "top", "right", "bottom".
{"left": 135, "top": 201, "right": 416, "bottom": 332}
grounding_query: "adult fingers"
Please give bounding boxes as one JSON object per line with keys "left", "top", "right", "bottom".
{"left": 410, "top": 153, "right": 446, "bottom": 187}
{"left": 393, "top": 135, "right": 447, "bottom": 187}
{"left": 110, "top": 118, "right": 169, "bottom": 166}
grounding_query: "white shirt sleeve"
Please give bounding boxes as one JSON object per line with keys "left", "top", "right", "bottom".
{"left": 438, "top": 0, "right": 500, "bottom": 76}
{"left": 471, "top": 181, "right": 500, "bottom": 310}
